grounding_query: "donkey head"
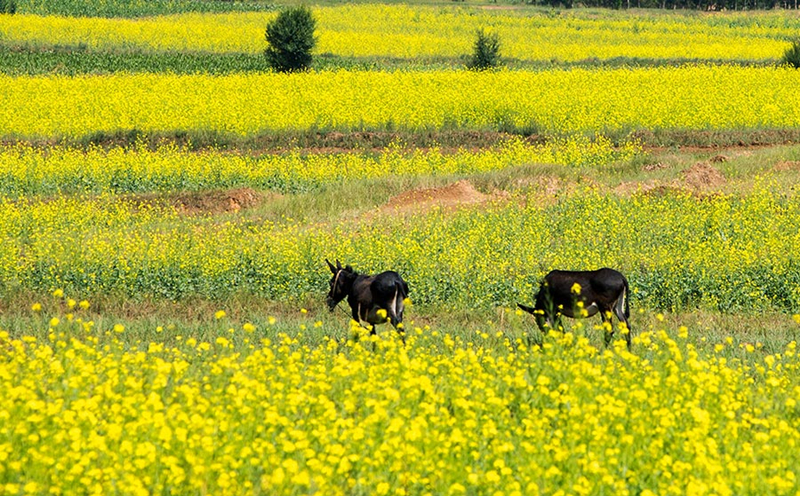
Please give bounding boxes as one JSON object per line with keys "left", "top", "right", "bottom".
{"left": 326, "top": 259, "right": 356, "bottom": 311}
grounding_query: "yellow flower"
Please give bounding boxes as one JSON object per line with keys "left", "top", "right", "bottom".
{"left": 52, "top": 289, "right": 64, "bottom": 298}
{"left": 113, "top": 324, "right": 125, "bottom": 333}
{"left": 31, "top": 303, "right": 42, "bottom": 312}
{"left": 49, "top": 317, "right": 60, "bottom": 327}
{"left": 215, "top": 310, "right": 226, "bottom": 320}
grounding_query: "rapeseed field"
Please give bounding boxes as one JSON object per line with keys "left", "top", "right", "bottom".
{"left": 2, "top": 6, "right": 798, "bottom": 61}
{"left": 2, "top": 317, "right": 799, "bottom": 495}
{"left": 3, "top": 4, "right": 800, "bottom": 495}
{"left": 3, "top": 67, "right": 800, "bottom": 138}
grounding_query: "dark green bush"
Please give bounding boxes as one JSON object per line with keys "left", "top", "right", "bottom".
{"left": 467, "top": 29, "right": 501, "bottom": 71}
{"left": 0, "top": 0, "right": 17, "bottom": 14}
{"left": 782, "top": 39, "right": 800, "bottom": 69}
{"left": 264, "top": 6, "right": 317, "bottom": 73}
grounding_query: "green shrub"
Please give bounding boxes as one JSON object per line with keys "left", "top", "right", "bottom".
{"left": 0, "top": 0, "right": 17, "bottom": 14}
{"left": 467, "top": 28, "right": 501, "bottom": 71}
{"left": 782, "top": 39, "right": 800, "bottom": 69}
{"left": 264, "top": 6, "right": 317, "bottom": 73}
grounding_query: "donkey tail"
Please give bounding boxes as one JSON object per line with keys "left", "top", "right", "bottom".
{"left": 621, "top": 278, "right": 630, "bottom": 319}
{"left": 393, "top": 280, "right": 408, "bottom": 323}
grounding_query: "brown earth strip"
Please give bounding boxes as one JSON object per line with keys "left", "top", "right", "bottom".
{"left": 5, "top": 129, "right": 799, "bottom": 156}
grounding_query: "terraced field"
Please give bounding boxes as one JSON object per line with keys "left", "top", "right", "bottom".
{"left": 2, "top": 3, "right": 800, "bottom": 495}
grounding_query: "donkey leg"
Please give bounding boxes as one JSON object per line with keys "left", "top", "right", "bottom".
{"left": 553, "top": 313, "right": 565, "bottom": 332}
{"left": 614, "top": 305, "right": 632, "bottom": 351}
{"left": 612, "top": 298, "right": 632, "bottom": 350}
{"left": 387, "top": 314, "right": 405, "bottom": 344}
{"left": 601, "top": 309, "right": 614, "bottom": 347}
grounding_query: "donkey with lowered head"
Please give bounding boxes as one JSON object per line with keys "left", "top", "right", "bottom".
{"left": 518, "top": 268, "right": 631, "bottom": 349}
{"left": 326, "top": 259, "right": 409, "bottom": 338}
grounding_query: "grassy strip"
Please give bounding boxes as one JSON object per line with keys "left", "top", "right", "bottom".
{"left": 0, "top": 49, "right": 273, "bottom": 76}
{"left": 16, "top": 0, "right": 275, "bottom": 17}
{"left": 0, "top": 46, "right": 777, "bottom": 76}
{"left": 1, "top": 287, "right": 797, "bottom": 353}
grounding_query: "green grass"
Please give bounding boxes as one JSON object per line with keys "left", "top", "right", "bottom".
{"left": 0, "top": 46, "right": 777, "bottom": 76}
{"left": 16, "top": 0, "right": 275, "bottom": 17}
{"left": 0, "top": 49, "right": 273, "bottom": 76}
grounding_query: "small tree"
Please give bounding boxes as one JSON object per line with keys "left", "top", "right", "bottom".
{"left": 265, "top": 6, "right": 317, "bottom": 73}
{"left": 467, "top": 29, "right": 501, "bottom": 71}
{"left": 0, "top": 0, "right": 17, "bottom": 14}
{"left": 782, "top": 39, "right": 800, "bottom": 69}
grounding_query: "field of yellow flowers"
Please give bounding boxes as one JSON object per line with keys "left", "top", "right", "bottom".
{"left": 2, "top": 317, "right": 799, "bottom": 495}
{"left": 0, "top": 138, "right": 640, "bottom": 195}
{"left": 3, "top": 4, "right": 800, "bottom": 495}
{"left": 0, "top": 184, "right": 797, "bottom": 313}
{"left": 3, "top": 66, "right": 800, "bottom": 138}
{"left": 2, "top": 6, "right": 799, "bottom": 62}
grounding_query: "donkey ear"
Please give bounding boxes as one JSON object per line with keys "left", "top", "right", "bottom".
{"left": 326, "top": 259, "right": 337, "bottom": 274}
{"left": 336, "top": 259, "right": 342, "bottom": 269}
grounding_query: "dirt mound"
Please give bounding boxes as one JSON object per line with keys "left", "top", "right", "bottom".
{"left": 680, "top": 162, "right": 727, "bottom": 190}
{"left": 173, "top": 188, "right": 266, "bottom": 215}
{"left": 615, "top": 162, "right": 726, "bottom": 197}
{"left": 127, "top": 188, "right": 270, "bottom": 216}
{"left": 380, "top": 180, "right": 503, "bottom": 215}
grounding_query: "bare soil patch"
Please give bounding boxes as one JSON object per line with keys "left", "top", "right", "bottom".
{"left": 126, "top": 187, "right": 272, "bottom": 216}
{"left": 680, "top": 162, "right": 727, "bottom": 190}
{"left": 377, "top": 180, "right": 509, "bottom": 217}
{"left": 616, "top": 162, "right": 726, "bottom": 197}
